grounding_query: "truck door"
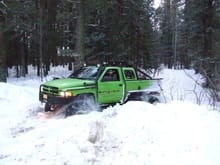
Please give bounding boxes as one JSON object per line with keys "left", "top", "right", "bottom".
{"left": 97, "top": 68, "right": 124, "bottom": 104}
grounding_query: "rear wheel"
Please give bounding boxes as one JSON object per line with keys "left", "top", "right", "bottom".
{"left": 148, "top": 95, "right": 160, "bottom": 104}
{"left": 127, "top": 92, "right": 160, "bottom": 104}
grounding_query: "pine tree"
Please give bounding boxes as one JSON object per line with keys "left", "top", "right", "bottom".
{"left": 0, "top": 24, "right": 7, "bottom": 82}
{"left": 84, "top": 0, "right": 155, "bottom": 66}
{"left": 176, "top": 0, "right": 220, "bottom": 97}
{"left": 160, "top": 0, "right": 173, "bottom": 68}
{"left": 0, "top": 1, "right": 7, "bottom": 82}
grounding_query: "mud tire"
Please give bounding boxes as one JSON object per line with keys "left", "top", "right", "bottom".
{"left": 45, "top": 103, "right": 51, "bottom": 112}
{"left": 65, "top": 94, "right": 97, "bottom": 117}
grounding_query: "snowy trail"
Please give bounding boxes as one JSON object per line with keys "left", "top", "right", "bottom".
{"left": 1, "top": 68, "right": 220, "bottom": 165}
{"left": 159, "top": 69, "right": 210, "bottom": 104}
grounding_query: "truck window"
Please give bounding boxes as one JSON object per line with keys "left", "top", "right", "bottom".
{"left": 124, "top": 70, "right": 135, "bottom": 80}
{"left": 69, "top": 66, "right": 98, "bottom": 80}
{"left": 102, "top": 69, "right": 120, "bottom": 81}
{"left": 137, "top": 69, "right": 152, "bottom": 80}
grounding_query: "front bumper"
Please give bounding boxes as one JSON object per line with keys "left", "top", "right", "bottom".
{"left": 39, "top": 92, "right": 74, "bottom": 105}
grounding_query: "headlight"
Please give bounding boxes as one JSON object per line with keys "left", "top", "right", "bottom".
{"left": 40, "top": 86, "right": 43, "bottom": 92}
{"left": 60, "top": 91, "right": 73, "bottom": 97}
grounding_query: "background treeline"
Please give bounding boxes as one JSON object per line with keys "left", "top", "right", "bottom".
{"left": 0, "top": 0, "right": 220, "bottom": 92}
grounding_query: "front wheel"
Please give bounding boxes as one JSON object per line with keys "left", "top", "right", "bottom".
{"left": 45, "top": 103, "right": 51, "bottom": 112}
{"left": 44, "top": 103, "right": 61, "bottom": 112}
{"left": 65, "top": 94, "right": 99, "bottom": 117}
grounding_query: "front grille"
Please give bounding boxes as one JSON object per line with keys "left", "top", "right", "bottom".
{"left": 42, "top": 85, "right": 59, "bottom": 95}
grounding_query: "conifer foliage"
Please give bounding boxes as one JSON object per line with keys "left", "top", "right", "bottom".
{"left": 0, "top": 0, "right": 220, "bottom": 95}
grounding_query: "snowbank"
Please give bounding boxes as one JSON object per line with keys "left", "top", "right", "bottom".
{"left": 0, "top": 67, "right": 220, "bottom": 165}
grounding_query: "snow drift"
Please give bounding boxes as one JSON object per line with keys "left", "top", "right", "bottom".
{"left": 0, "top": 67, "right": 220, "bottom": 165}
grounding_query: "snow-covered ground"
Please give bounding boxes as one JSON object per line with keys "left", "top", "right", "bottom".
{"left": 0, "top": 66, "right": 220, "bottom": 165}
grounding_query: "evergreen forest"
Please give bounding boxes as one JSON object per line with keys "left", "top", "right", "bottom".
{"left": 0, "top": 0, "right": 220, "bottom": 94}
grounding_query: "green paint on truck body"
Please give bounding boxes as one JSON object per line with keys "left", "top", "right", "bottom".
{"left": 39, "top": 64, "right": 161, "bottom": 111}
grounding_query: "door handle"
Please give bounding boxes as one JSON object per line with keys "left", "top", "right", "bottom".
{"left": 119, "top": 84, "right": 123, "bottom": 86}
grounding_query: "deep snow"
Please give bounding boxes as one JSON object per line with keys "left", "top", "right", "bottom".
{"left": 0, "top": 66, "right": 220, "bottom": 165}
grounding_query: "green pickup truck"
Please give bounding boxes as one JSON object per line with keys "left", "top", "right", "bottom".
{"left": 39, "top": 63, "right": 161, "bottom": 115}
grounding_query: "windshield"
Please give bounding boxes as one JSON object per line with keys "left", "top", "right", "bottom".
{"left": 69, "top": 66, "right": 99, "bottom": 80}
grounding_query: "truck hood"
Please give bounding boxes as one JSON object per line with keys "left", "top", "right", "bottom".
{"left": 43, "top": 78, "right": 95, "bottom": 90}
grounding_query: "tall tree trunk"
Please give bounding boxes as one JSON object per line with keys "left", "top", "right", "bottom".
{"left": 161, "top": 0, "right": 173, "bottom": 68}
{"left": 0, "top": 23, "right": 7, "bottom": 82}
{"left": 171, "top": 0, "right": 178, "bottom": 68}
{"left": 204, "top": 0, "right": 214, "bottom": 59}
{"left": 77, "top": 0, "right": 85, "bottom": 65}
{"left": 20, "top": 32, "right": 26, "bottom": 77}
{"left": 36, "top": 0, "right": 44, "bottom": 81}
{"left": 203, "top": 0, "right": 216, "bottom": 89}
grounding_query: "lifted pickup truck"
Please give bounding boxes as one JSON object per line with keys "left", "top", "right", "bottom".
{"left": 39, "top": 62, "right": 161, "bottom": 115}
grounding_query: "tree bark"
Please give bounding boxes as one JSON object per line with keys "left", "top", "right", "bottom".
{"left": 0, "top": 23, "right": 7, "bottom": 82}
{"left": 77, "top": 0, "right": 85, "bottom": 65}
